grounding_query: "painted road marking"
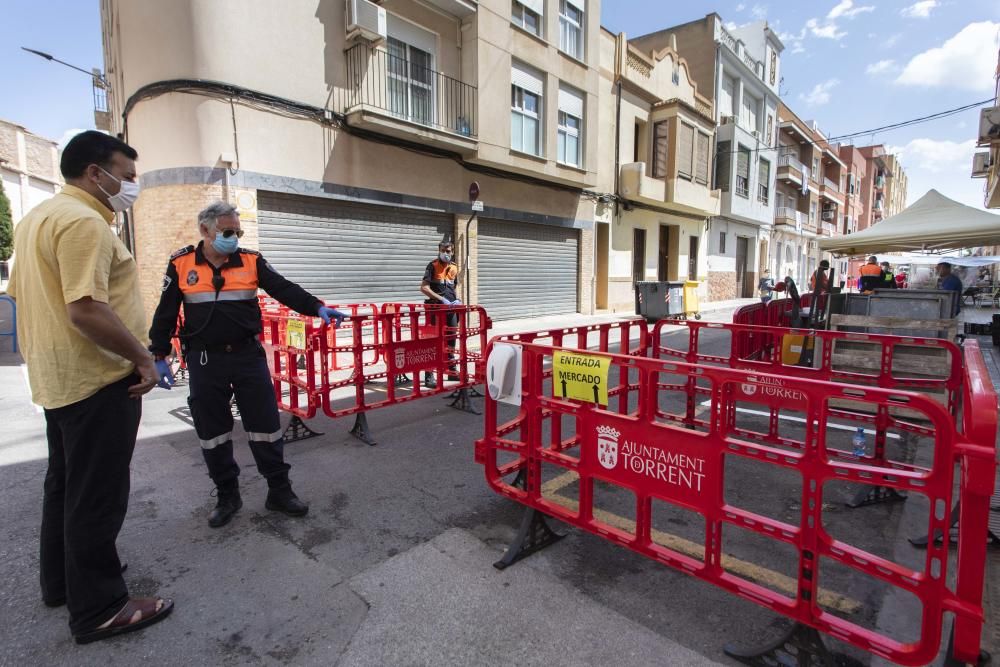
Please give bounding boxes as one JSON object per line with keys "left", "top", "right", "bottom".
{"left": 537, "top": 468, "right": 861, "bottom": 614}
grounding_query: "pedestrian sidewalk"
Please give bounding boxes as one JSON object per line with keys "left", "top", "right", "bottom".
{"left": 487, "top": 297, "right": 754, "bottom": 339}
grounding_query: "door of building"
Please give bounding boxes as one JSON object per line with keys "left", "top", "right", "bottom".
{"left": 735, "top": 236, "right": 750, "bottom": 297}
{"left": 688, "top": 234, "right": 699, "bottom": 281}
{"left": 658, "top": 225, "right": 672, "bottom": 281}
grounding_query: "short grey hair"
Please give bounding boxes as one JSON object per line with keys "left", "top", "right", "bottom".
{"left": 197, "top": 201, "right": 238, "bottom": 231}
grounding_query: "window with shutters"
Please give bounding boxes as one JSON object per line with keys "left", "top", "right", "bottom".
{"left": 511, "top": 63, "right": 543, "bottom": 155}
{"left": 512, "top": 0, "right": 542, "bottom": 36}
{"left": 719, "top": 231, "right": 727, "bottom": 254}
{"left": 716, "top": 140, "right": 731, "bottom": 192}
{"left": 678, "top": 122, "right": 695, "bottom": 179}
{"left": 740, "top": 93, "right": 759, "bottom": 134}
{"left": 736, "top": 145, "right": 750, "bottom": 198}
{"left": 757, "top": 158, "right": 770, "bottom": 204}
{"left": 387, "top": 37, "right": 435, "bottom": 127}
{"left": 559, "top": 0, "right": 584, "bottom": 60}
{"left": 651, "top": 121, "right": 669, "bottom": 178}
{"left": 695, "top": 131, "right": 709, "bottom": 184}
{"left": 557, "top": 85, "right": 584, "bottom": 166}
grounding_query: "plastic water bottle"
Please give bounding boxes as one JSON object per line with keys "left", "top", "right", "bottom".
{"left": 851, "top": 427, "right": 866, "bottom": 458}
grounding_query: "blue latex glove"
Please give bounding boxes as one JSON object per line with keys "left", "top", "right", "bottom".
{"left": 155, "top": 358, "right": 175, "bottom": 390}
{"left": 448, "top": 299, "right": 462, "bottom": 306}
{"left": 318, "top": 306, "right": 346, "bottom": 328}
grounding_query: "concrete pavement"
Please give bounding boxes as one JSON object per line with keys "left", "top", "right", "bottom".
{"left": 0, "top": 307, "right": 734, "bottom": 666}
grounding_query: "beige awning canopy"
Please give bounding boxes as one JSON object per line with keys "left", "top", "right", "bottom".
{"left": 818, "top": 189, "right": 1000, "bottom": 257}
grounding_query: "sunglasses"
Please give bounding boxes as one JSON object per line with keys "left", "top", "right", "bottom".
{"left": 219, "top": 229, "right": 244, "bottom": 239}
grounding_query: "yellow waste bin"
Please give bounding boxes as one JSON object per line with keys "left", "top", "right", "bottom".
{"left": 683, "top": 280, "right": 701, "bottom": 319}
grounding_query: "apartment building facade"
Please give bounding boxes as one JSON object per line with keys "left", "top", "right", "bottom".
{"left": 771, "top": 103, "right": 844, "bottom": 289}
{"left": 973, "top": 49, "right": 1000, "bottom": 209}
{"left": 0, "top": 119, "right": 62, "bottom": 284}
{"left": 593, "top": 30, "right": 719, "bottom": 312}
{"left": 836, "top": 143, "right": 868, "bottom": 283}
{"left": 101, "top": 0, "right": 601, "bottom": 320}
{"left": 635, "top": 15, "right": 782, "bottom": 301}
{"left": 0, "top": 120, "right": 61, "bottom": 230}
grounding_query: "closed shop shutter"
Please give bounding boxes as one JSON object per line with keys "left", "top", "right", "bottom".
{"left": 477, "top": 219, "right": 578, "bottom": 320}
{"left": 257, "top": 192, "right": 452, "bottom": 304}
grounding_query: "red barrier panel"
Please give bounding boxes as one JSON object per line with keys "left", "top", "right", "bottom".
{"left": 315, "top": 303, "right": 490, "bottom": 442}
{"left": 476, "top": 338, "right": 996, "bottom": 665}
{"left": 651, "top": 319, "right": 964, "bottom": 417}
{"left": 259, "top": 301, "right": 491, "bottom": 444}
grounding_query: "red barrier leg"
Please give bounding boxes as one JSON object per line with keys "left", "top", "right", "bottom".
{"left": 723, "top": 622, "right": 862, "bottom": 667}
{"left": 493, "top": 507, "right": 564, "bottom": 571}
{"left": 350, "top": 412, "right": 376, "bottom": 446}
{"left": 282, "top": 415, "right": 324, "bottom": 443}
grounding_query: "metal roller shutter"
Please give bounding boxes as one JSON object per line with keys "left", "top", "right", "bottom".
{"left": 477, "top": 219, "right": 578, "bottom": 320}
{"left": 257, "top": 192, "right": 452, "bottom": 304}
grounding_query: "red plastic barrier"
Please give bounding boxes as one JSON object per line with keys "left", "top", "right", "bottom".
{"left": 318, "top": 303, "right": 490, "bottom": 420}
{"left": 952, "top": 339, "right": 999, "bottom": 660}
{"left": 476, "top": 337, "right": 996, "bottom": 665}
{"left": 651, "top": 319, "right": 964, "bottom": 417}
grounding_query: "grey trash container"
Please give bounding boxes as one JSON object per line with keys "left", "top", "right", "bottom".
{"left": 636, "top": 281, "right": 685, "bottom": 321}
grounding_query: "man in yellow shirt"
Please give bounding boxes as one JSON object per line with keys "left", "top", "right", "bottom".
{"left": 7, "top": 131, "right": 172, "bottom": 644}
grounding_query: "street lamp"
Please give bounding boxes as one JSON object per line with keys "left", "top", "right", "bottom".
{"left": 21, "top": 47, "right": 108, "bottom": 87}
{"left": 21, "top": 47, "right": 111, "bottom": 131}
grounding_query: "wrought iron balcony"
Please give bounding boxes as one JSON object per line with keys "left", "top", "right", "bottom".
{"left": 343, "top": 42, "right": 477, "bottom": 139}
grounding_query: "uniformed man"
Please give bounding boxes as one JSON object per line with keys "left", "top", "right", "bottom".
{"left": 419, "top": 240, "right": 460, "bottom": 389}
{"left": 858, "top": 255, "right": 884, "bottom": 294}
{"left": 149, "top": 201, "right": 344, "bottom": 528}
{"left": 879, "top": 261, "right": 897, "bottom": 289}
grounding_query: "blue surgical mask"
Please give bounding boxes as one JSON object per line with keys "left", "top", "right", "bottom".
{"left": 212, "top": 233, "right": 239, "bottom": 255}
{"left": 439, "top": 253, "right": 451, "bottom": 263}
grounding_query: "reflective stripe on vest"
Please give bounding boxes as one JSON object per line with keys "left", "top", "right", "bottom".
{"left": 184, "top": 289, "right": 258, "bottom": 304}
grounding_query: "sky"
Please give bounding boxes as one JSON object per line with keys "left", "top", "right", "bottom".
{"left": 1, "top": 0, "right": 998, "bottom": 210}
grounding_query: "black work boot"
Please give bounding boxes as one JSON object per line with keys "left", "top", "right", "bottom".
{"left": 208, "top": 486, "right": 243, "bottom": 528}
{"left": 265, "top": 486, "right": 309, "bottom": 517}
{"left": 423, "top": 372, "right": 437, "bottom": 389}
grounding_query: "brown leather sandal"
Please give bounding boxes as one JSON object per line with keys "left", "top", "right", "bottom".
{"left": 74, "top": 597, "right": 174, "bottom": 645}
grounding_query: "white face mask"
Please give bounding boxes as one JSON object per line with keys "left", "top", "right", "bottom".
{"left": 98, "top": 167, "right": 141, "bottom": 212}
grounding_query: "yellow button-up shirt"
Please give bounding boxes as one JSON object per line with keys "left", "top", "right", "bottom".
{"left": 7, "top": 185, "right": 148, "bottom": 409}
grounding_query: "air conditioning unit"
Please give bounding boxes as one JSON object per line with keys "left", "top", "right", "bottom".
{"left": 347, "top": 0, "right": 387, "bottom": 43}
{"left": 972, "top": 151, "right": 991, "bottom": 178}
{"left": 821, "top": 210, "right": 835, "bottom": 221}
{"left": 720, "top": 115, "right": 736, "bottom": 126}
{"left": 978, "top": 107, "right": 1000, "bottom": 145}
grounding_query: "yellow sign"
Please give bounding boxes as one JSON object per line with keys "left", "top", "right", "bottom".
{"left": 553, "top": 351, "right": 611, "bottom": 406}
{"left": 286, "top": 319, "right": 306, "bottom": 349}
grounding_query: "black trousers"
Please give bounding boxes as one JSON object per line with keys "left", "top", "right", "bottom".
{"left": 186, "top": 343, "right": 290, "bottom": 491}
{"left": 41, "top": 373, "right": 140, "bottom": 634}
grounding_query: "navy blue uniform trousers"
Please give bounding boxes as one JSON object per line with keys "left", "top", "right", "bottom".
{"left": 185, "top": 343, "right": 290, "bottom": 490}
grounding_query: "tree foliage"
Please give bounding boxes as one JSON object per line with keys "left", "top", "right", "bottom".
{"left": 0, "top": 179, "right": 12, "bottom": 262}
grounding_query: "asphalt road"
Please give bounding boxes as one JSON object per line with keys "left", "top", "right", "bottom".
{"left": 0, "top": 316, "right": 955, "bottom": 666}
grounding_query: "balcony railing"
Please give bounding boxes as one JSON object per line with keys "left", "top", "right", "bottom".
{"left": 824, "top": 177, "right": 839, "bottom": 192}
{"left": 735, "top": 176, "right": 749, "bottom": 198}
{"left": 775, "top": 207, "right": 803, "bottom": 227}
{"left": 343, "top": 42, "right": 477, "bottom": 138}
{"left": 778, "top": 154, "right": 804, "bottom": 172}
{"left": 757, "top": 183, "right": 769, "bottom": 204}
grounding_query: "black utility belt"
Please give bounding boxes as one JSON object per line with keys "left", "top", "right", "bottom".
{"left": 182, "top": 337, "right": 260, "bottom": 354}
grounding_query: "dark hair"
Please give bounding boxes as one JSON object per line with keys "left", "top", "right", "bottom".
{"left": 60, "top": 131, "right": 138, "bottom": 179}
{"left": 819, "top": 260, "right": 830, "bottom": 269}
{"left": 937, "top": 262, "right": 952, "bottom": 270}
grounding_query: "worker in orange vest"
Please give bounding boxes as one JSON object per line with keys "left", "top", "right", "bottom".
{"left": 858, "top": 256, "right": 884, "bottom": 294}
